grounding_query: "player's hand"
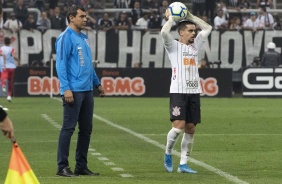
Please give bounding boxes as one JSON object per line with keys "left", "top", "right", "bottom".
{"left": 0, "top": 117, "right": 15, "bottom": 142}
{"left": 165, "top": 8, "right": 171, "bottom": 19}
{"left": 64, "top": 90, "right": 74, "bottom": 103}
{"left": 98, "top": 85, "right": 106, "bottom": 98}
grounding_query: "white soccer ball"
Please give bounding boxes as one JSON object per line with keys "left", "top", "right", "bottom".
{"left": 168, "top": 2, "right": 188, "bottom": 22}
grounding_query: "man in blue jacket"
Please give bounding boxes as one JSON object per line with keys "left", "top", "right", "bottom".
{"left": 55, "top": 5, "right": 105, "bottom": 177}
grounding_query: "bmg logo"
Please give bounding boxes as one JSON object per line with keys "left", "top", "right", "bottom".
{"left": 242, "top": 68, "right": 282, "bottom": 96}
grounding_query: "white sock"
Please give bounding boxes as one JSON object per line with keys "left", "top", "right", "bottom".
{"left": 180, "top": 133, "right": 194, "bottom": 165}
{"left": 165, "top": 128, "right": 182, "bottom": 155}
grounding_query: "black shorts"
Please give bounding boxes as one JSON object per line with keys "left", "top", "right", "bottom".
{"left": 170, "top": 93, "right": 201, "bottom": 124}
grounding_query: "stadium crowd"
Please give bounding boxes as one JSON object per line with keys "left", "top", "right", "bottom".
{"left": 0, "top": 0, "right": 281, "bottom": 33}
{"left": 0, "top": 0, "right": 281, "bottom": 68}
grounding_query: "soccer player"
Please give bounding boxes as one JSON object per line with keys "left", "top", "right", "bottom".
{"left": 55, "top": 6, "right": 105, "bottom": 177}
{"left": 0, "top": 37, "right": 20, "bottom": 102}
{"left": 161, "top": 9, "right": 212, "bottom": 173}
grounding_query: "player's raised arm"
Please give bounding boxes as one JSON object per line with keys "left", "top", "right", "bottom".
{"left": 186, "top": 11, "right": 212, "bottom": 39}
{"left": 161, "top": 9, "right": 175, "bottom": 45}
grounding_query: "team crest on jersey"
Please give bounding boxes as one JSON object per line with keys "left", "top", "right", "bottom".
{"left": 172, "top": 106, "right": 181, "bottom": 116}
{"left": 84, "top": 38, "right": 90, "bottom": 47}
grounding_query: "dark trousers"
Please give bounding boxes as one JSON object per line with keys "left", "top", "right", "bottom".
{"left": 57, "top": 91, "right": 94, "bottom": 170}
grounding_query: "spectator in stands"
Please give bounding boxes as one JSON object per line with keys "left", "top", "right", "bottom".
{"left": 3, "top": 12, "right": 22, "bottom": 33}
{"left": 261, "top": 42, "right": 281, "bottom": 67}
{"left": 247, "top": 56, "right": 261, "bottom": 67}
{"left": 191, "top": 0, "right": 205, "bottom": 17}
{"left": 205, "top": 0, "right": 216, "bottom": 24}
{"left": 229, "top": 17, "right": 242, "bottom": 30}
{"left": 98, "top": 12, "right": 114, "bottom": 32}
{"left": 148, "top": 10, "right": 162, "bottom": 31}
{"left": 257, "top": 0, "right": 273, "bottom": 11}
{"left": 84, "top": 11, "right": 97, "bottom": 30}
{"left": 198, "top": 58, "right": 210, "bottom": 69}
{"left": 225, "top": 0, "right": 242, "bottom": 23}
{"left": 23, "top": 14, "right": 37, "bottom": 32}
{"left": 273, "top": 16, "right": 282, "bottom": 30}
{"left": 239, "top": 0, "right": 251, "bottom": 9}
{"left": 131, "top": 1, "right": 143, "bottom": 26}
{"left": 243, "top": 12, "right": 262, "bottom": 32}
{"left": 115, "top": 11, "right": 130, "bottom": 31}
{"left": 216, "top": 2, "right": 229, "bottom": 21}
{"left": 114, "top": 0, "right": 131, "bottom": 8}
{"left": 135, "top": 13, "right": 149, "bottom": 31}
{"left": 141, "top": 0, "right": 159, "bottom": 9}
{"left": 34, "top": 0, "right": 45, "bottom": 12}
{"left": 48, "top": 0, "right": 59, "bottom": 17}
{"left": 37, "top": 11, "right": 51, "bottom": 32}
{"left": 14, "top": 0, "right": 28, "bottom": 25}
{"left": 159, "top": 0, "right": 169, "bottom": 20}
{"left": 257, "top": 7, "right": 274, "bottom": 30}
{"left": 214, "top": 9, "right": 228, "bottom": 30}
{"left": 50, "top": 6, "right": 66, "bottom": 31}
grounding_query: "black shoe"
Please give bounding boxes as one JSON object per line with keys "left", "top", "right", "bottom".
{"left": 74, "top": 168, "right": 100, "bottom": 176}
{"left": 56, "top": 166, "right": 78, "bottom": 177}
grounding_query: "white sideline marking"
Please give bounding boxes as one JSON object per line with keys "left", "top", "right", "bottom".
{"left": 104, "top": 162, "right": 116, "bottom": 166}
{"left": 94, "top": 114, "right": 249, "bottom": 184}
{"left": 144, "top": 133, "right": 282, "bottom": 136}
{"left": 88, "top": 148, "right": 96, "bottom": 152}
{"left": 97, "top": 157, "right": 109, "bottom": 161}
{"left": 111, "top": 167, "right": 124, "bottom": 171}
{"left": 43, "top": 110, "right": 133, "bottom": 178}
{"left": 120, "top": 174, "right": 133, "bottom": 178}
{"left": 91, "top": 152, "right": 102, "bottom": 156}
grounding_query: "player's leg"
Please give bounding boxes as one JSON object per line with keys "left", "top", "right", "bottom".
{"left": 74, "top": 91, "right": 99, "bottom": 176}
{"left": 1, "top": 69, "right": 8, "bottom": 94}
{"left": 57, "top": 93, "right": 81, "bottom": 177}
{"left": 178, "top": 94, "right": 200, "bottom": 174}
{"left": 164, "top": 93, "right": 186, "bottom": 172}
{"left": 7, "top": 69, "right": 15, "bottom": 101}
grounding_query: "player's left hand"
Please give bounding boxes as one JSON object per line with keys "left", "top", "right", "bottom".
{"left": 98, "top": 85, "right": 106, "bottom": 97}
{"left": 165, "top": 8, "right": 171, "bottom": 19}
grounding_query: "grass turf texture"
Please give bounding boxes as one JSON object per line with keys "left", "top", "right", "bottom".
{"left": 0, "top": 97, "right": 281, "bottom": 184}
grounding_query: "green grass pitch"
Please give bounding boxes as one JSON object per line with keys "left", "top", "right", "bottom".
{"left": 0, "top": 97, "right": 281, "bottom": 184}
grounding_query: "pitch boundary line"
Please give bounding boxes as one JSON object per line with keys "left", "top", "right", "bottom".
{"left": 94, "top": 114, "right": 249, "bottom": 184}
{"left": 143, "top": 133, "right": 282, "bottom": 136}
{"left": 41, "top": 112, "right": 133, "bottom": 178}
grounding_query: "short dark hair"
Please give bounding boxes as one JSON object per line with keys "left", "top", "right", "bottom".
{"left": 4, "top": 37, "right": 11, "bottom": 45}
{"left": 66, "top": 5, "right": 86, "bottom": 23}
{"left": 178, "top": 20, "right": 196, "bottom": 33}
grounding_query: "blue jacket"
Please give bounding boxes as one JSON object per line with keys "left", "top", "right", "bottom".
{"left": 55, "top": 27, "right": 100, "bottom": 95}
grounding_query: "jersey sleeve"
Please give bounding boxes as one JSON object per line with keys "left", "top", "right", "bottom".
{"left": 161, "top": 16, "right": 177, "bottom": 53}
{"left": 55, "top": 33, "right": 72, "bottom": 93}
{"left": 92, "top": 68, "right": 101, "bottom": 87}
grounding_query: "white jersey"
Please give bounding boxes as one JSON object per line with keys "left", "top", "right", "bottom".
{"left": 0, "top": 45, "right": 17, "bottom": 69}
{"left": 164, "top": 35, "right": 205, "bottom": 94}
{"left": 161, "top": 15, "right": 212, "bottom": 94}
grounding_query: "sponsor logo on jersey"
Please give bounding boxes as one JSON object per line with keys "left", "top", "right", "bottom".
{"left": 186, "top": 80, "right": 198, "bottom": 89}
{"left": 84, "top": 38, "right": 90, "bottom": 47}
{"left": 183, "top": 52, "right": 197, "bottom": 57}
